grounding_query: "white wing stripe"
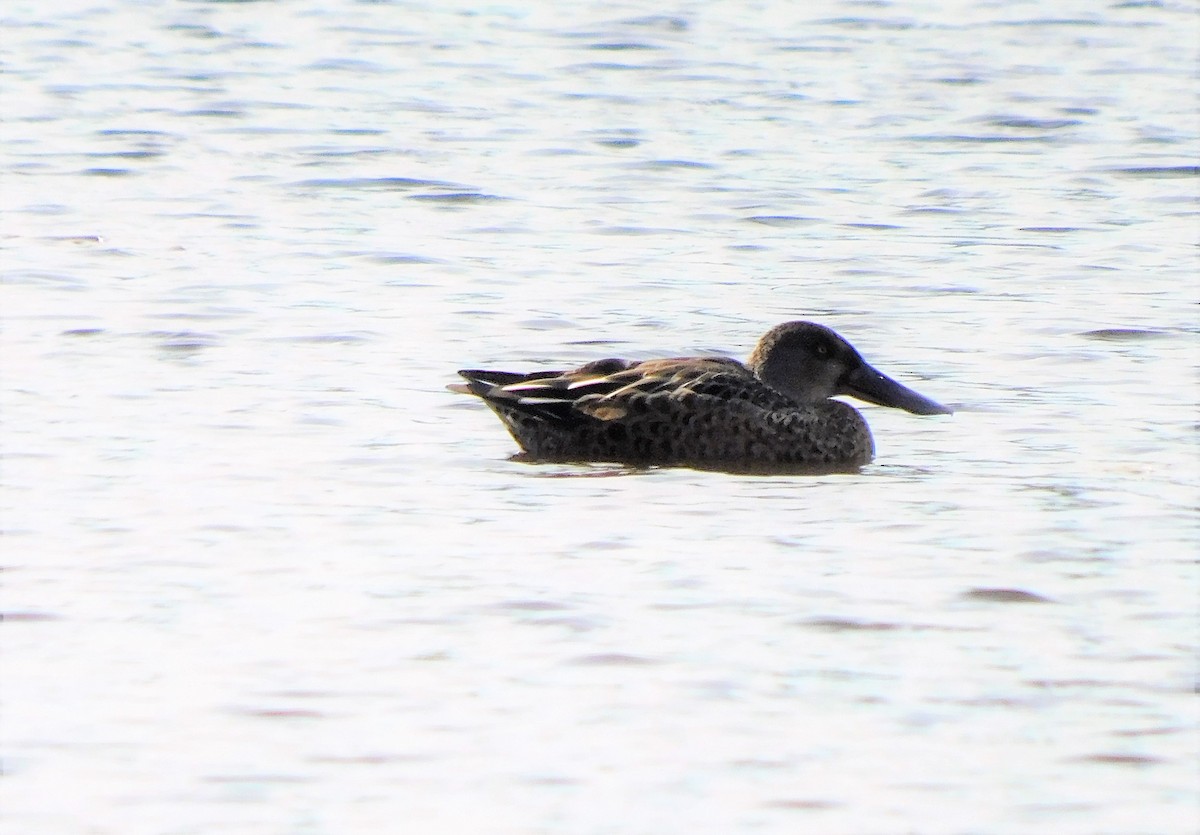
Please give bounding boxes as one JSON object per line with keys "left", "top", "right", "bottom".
{"left": 516, "top": 396, "right": 570, "bottom": 405}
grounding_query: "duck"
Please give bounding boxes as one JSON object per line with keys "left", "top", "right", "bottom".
{"left": 450, "top": 321, "right": 952, "bottom": 473}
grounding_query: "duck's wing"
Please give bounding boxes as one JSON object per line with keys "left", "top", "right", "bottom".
{"left": 455, "top": 359, "right": 637, "bottom": 423}
{"left": 457, "top": 357, "right": 794, "bottom": 426}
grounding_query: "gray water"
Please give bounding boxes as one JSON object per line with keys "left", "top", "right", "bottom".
{"left": 3, "top": 2, "right": 1198, "bottom": 833}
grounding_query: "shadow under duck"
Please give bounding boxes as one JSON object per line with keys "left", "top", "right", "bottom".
{"left": 451, "top": 321, "right": 952, "bottom": 473}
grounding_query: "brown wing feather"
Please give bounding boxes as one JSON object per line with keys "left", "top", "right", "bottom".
{"left": 457, "top": 356, "right": 801, "bottom": 430}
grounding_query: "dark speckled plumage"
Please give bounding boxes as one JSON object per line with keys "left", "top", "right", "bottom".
{"left": 451, "top": 321, "right": 952, "bottom": 473}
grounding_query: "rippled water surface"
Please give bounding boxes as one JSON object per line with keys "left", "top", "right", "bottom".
{"left": 3, "top": 1, "right": 1198, "bottom": 833}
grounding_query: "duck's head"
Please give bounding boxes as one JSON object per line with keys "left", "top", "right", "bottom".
{"left": 748, "top": 321, "right": 952, "bottom": 415}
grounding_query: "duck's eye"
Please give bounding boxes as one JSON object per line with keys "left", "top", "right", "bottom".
{"left": 815, "top": 343, "right": 829, "bottom": 357}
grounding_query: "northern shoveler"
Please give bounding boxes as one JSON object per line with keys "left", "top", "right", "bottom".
{"left": 450, "top": 321, "right": 952, "bottom": 473}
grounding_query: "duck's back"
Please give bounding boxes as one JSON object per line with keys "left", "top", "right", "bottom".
{"left": 459, "top": 358, "right": 875, "bottom": 471}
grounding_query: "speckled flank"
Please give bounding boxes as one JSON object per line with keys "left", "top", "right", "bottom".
{"left": 490, "top": 388, "right": 873, "bottom": 472}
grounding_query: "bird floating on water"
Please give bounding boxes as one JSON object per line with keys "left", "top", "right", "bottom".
{"left": 450, "top": 321, "right": 952, "bottom": 473}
